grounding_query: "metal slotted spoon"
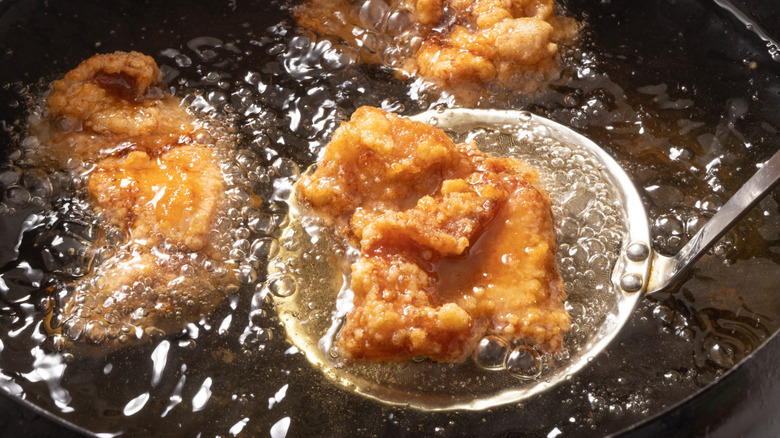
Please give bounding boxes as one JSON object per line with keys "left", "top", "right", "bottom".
{"left": 269, "top": 108, "right": 780, "bottom": 411}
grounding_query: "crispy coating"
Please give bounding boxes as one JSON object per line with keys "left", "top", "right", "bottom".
{"left": 88, "top": 145, "right": 224, "bottom": 251}
{"left": 37, "top": 51, "right": 197, "bottom": 167}
{"left": 39, "top": 52, "right": 231, "bottom": 351}
{"left": 298, "top": 104, "right": 471, "bottom": 225}
{"left": 294, "top": 0, "right": 577, "bottom": 104}
{"left": 298, "top": 107, "right": 569, "bottom": 362}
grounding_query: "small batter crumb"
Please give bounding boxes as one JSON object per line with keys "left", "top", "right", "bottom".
{"left": 294, "top": 0, "right": 578, "bottom": 104}
{"left": 298, "top": 106, "right": 569, "bottom": 362}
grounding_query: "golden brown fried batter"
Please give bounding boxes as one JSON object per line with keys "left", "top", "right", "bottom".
{"left": 37, "top": 52, "right": 232, "bottom": 351}
{"left": 294, "top": 0, "right": 578, "bottom": 104}
{"left": 88, "top": 145, "right": 223, "bottom": 251}
{"left": 298, "top": 106, "right": 568, "bottom": 362}
{"left": 37, "top": 51, "right": 198, "bottom": 167}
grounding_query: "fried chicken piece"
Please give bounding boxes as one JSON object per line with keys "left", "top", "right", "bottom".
{"left": 38, "top": 52, "right": 232, "bottom": 351}
{"left": 36, "top": 51, "right": 198, "bottom": 167}
{"left": 299, "top": 103, "right": 470, "bottom": 226}
{"left": 88, "top": 145, "right": 224, "bottom": 251}
{"left": 294, "top": 0, "right": 578, "bottom": 104}
{"left": 298, "top": 107, "right": 568, "bottom": 362}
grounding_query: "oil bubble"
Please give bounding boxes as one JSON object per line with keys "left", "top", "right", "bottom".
{"left": 0, "top": 166, "right": 21, "bottom": 187}
{"left": 358, "top": 0, "right": 389, "bottom": 27}
{"left": 558, "top": 217, "right": 580, "bottom": 239}
{"left": 473, "top": 335, "right": 510, "bottom": 370}
{"left": 267, "top": 275, "right": 297, "bottom": 298}
{"left": 506, "top": 345, "right": 542, "bottom": 380}
{"left": 85, "top": 321, "right": 107, "bottom": 345}
{"left": 23, "top": 169, "right": 54, "bottom": 199}
{"left": 250, "top": 237, "right": 280, "bottom": 261}
{"left": 249, "top": 214, "right": 276, "bottom": 235}
{"left": 63, "top": 317, "right": 86, "bottom": 341}
{"left": 237, "top": 265, "right": 258, "bottom": 285}
{"left": 5, "top": 186, "right": 31, "bottom": 208}
{"left": 702, "top": 335, "right": 739, "bottom": 369}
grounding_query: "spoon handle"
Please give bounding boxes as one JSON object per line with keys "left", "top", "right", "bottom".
{"left": 647, "top": 148, "right": 780, "bottom": 294}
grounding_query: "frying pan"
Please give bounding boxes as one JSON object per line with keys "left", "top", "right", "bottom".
{"left": 0, "top": 0, "right": 779, "bottom": 436}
